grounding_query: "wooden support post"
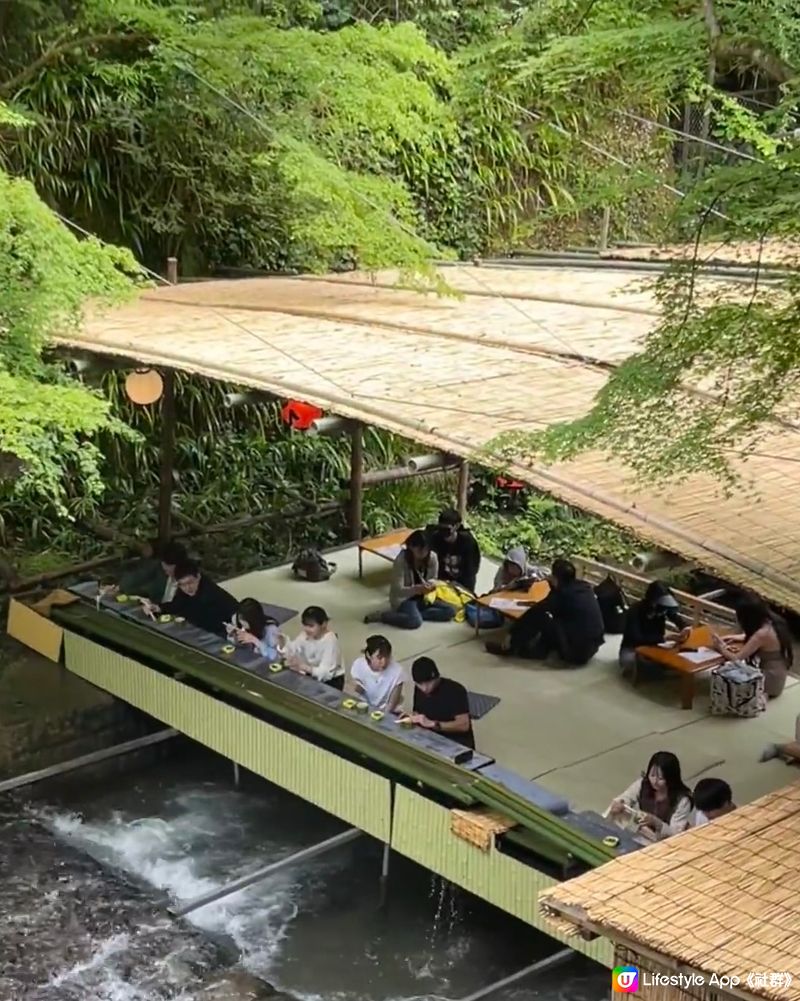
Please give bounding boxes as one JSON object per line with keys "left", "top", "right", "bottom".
{"left": 457, "top": 460, "right": 470, "bottom": 521}
{"left": 349, "top": 421, "right": 364, "bottom": 541}
{"left": 166, "top": 256, "right": 178, "bottom": 285}
{"left": 158, "top": 370, "right": 176, "bottom": 545}
{"left": 599, "top": 206, "right": 611, "bottom": 253}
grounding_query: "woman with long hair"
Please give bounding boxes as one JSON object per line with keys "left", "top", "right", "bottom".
{"left": 233, "top": 597, "right": 280, "bottom": 662}
{"left": 365, "top": 530, "right": 456, "bottom": 630}
{"left": 713, "top": 595, "right": 793, "bottom": 699}
{"left": 606, "top": 750, "right": 693, "bottom": 840}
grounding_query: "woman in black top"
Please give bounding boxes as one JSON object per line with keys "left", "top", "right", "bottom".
{"left": 619, "top": 581, "right": 686, "bottom": 679}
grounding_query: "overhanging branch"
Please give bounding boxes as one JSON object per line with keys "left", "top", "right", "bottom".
{"left": 0, "top": 30, "right": 147, "bottom": 97}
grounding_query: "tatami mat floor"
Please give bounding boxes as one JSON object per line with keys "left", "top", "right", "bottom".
{"left": 225, "top": 546, "right": 800, "bottom": 815}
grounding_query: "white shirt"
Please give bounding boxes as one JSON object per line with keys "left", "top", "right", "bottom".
{"left": 350, "top": 657, "right": 405, "bottom": 711}
{"left": 694, "top": 810, "right": 709, "bottom": 827}
{"left": 162, "top": 577, "right": 178, "bottom": 605}
{"left": 284, "top": 631, "right": 343, "bottom": 683}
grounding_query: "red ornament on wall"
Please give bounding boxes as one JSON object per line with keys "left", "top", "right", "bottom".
{"left": 281, "top": 399, "right": 323, "bottom": 430}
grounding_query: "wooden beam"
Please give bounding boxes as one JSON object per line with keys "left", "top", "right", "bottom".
{"left": 457, "top": 460, "right": 470, "bottom": 520}
{"left": 158, "top": 370, "right": 176, "bottom": 545}
{"left": 349, "top": 421, "right": 364, "bottom": 541}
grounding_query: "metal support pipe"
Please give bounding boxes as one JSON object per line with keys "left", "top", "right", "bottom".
{"left": 308, "top": 416, "right": 353, "bottom": 436}
{"left": 359, "top": 463, "right": 458, "bottom": 488}
{"left": 0, "top": 729, "right": 179, "bottom": 794}
{"left": 457, "top": 948, "right": 575, "bottom": 1001}
{"left": 171, "top": 828, "right": 361, "bottom": 917}
{"left": 223, "top": 391, "right": 261, "bottom": 408}
{"left": 407, "top": 452, "right": 451, "bottom": 473}
{"left": 379, "top": 841, "right": 391, "bottom": 908}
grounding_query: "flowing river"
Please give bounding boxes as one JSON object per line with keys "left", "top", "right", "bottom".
{"left": 2, "top": 747, "right": 608, "bottom": 1001}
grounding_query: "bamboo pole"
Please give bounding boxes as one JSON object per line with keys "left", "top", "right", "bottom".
{"left": 358, "top": 463, "right": 459, "bottom": 488}
{"left": 349, "top": 421, "right": 364, "bottom": 541}
{"left": 158, "top": 370, "right": 176, "bottom": 545}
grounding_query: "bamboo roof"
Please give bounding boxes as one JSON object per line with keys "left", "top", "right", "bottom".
{"left": 607, "top": 238, "right": 800, "bottom": 267}
{"left": 66, "top": 264, "right": 800, "bottom": 610}
{"left": 539, "top": 781, "right": 800, "bottom": 1001}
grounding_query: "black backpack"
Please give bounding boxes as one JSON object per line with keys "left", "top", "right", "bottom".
{"left": 594, "top": 574, "right": 627, "bottom": 634}
{"left": 291, "top": 549, "right": 337, "bottom": 583}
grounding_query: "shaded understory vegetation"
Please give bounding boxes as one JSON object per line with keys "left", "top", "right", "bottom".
{"left": 1, "top": 371, "right": 637, "bottom": 581}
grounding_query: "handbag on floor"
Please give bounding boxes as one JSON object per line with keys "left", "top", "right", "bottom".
{"left": 710, "top": 660, "right": 766, "bottom": 718}
{"left": 291, "top": 549, "right": 336, "bottom": 582}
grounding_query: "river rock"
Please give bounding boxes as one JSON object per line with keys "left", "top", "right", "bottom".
{"left": 196, "top": 968, "right": 283, "bottom": 999}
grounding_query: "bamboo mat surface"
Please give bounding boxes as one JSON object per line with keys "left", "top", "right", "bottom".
{"left": 539, "top": 781, "right": 800, "bottom": 1001}
{"left": 70, "top": 265, "right": 800, "bottom": 611}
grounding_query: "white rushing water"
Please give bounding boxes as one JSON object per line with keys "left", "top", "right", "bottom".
{"left": 43, "top": 786, "right": 341, "bottom": 994}
{"left": 25, "top": 766, "right": 605, "bottom": 1001}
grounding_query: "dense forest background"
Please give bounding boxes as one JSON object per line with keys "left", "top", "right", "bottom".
{"left": 2, "top": 0, "right": 799, "bottom": 581}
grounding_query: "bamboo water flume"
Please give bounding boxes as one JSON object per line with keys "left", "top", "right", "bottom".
{"left": 51, "top": 602, "right": 617, "bottom": 870}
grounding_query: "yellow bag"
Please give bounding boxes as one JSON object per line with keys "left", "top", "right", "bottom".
{"left": 424, "top": 582, "right": 472, "bottom": 623}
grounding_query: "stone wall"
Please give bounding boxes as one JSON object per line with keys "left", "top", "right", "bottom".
{"left": 0, "top": 633, "right": 161, "bottom": 781}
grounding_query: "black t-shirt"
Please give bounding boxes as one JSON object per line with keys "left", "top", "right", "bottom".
{"left": 413, "top": 677, "right": 475, "bottom": 749}
{"left": 424, "top": 524, "right": 481, "bottom": 592}
{"left": 165, "top": 575, "right": 238, "bottom": 637}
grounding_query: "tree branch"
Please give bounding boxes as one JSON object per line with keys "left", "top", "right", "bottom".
{"left": 701, "top": 0, "right": 796, "bottom": 84}
{"left": 0, "top": 30, "right": 145, "bottom": 97}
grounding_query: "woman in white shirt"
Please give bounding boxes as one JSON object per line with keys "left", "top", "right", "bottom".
{"left": 606, "top": 750, "right": 694, "bottom": 841}
{"left": 281, "top": 606, "right": 344, "bottom": 689}
{"left": 350, "top": 635, "right": 405, "bottom": 712}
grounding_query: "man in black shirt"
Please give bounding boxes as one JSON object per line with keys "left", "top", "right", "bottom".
{"left": 409, "top": 656, "right": 475, "bottom": 749}
{"left": 145, "top": 559, "right": 238, "bottom": 637}
{"left": 425, "top": 508, "right": 481, "bottom": 593}
{"left": 486, "top": 558, "right": 604, "bottom": 666}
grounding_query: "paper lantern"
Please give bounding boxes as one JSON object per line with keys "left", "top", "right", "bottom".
{"left": 125, "top": 369, "right": 164, "bottom": 406}
{"left": 281, "top": 399, "right": 323, "bottom": 430}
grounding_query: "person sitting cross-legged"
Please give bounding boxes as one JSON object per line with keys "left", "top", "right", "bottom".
{"left": 364, "top": 530, "right": 455, "bottom": 630}
{"left": 486, "top": 558, "right": 604, "bottom": 666}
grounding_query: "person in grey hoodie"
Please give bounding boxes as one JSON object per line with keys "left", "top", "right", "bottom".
{"left": 492, "top": 546, "right": 545, "bottom": 591}
{"left": 364, "top": 530, "right": 456, "bottom": 630}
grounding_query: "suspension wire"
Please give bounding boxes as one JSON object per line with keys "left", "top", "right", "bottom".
{"left": 51, "top": 209, "right": 171, "bottom": 286}
{"left": 615, "top": 109, "right": 762, "bottom": 163}
{"left": 497, "top": 95, "right": 731, "bottom": 223}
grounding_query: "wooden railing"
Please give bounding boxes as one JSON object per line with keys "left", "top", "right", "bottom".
{"left": 572, "top": 556, "right": 738, "bottom": 628}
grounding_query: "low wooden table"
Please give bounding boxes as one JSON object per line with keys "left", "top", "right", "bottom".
{"left": 636, "top": 625, "right": 726, "bottom": 710}
{"left": 357, "top": 528, "right": 411, "bottom": 578}
{"left": 473, "top": 580, "right": 551, "bottom": 635}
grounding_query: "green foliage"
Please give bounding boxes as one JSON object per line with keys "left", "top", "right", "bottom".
{"left": 0, "top": 166, "right": 143, "bottom": 514}
{"left": 470, "top": 492, "right": 636, "bottom": 565}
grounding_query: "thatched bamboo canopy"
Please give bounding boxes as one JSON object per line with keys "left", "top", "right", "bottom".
{"left": 67, "top": 264, "right": 800, "bottom": 609}
{"left": 539, "top": 781, "right": 800, "bottom": 1001}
